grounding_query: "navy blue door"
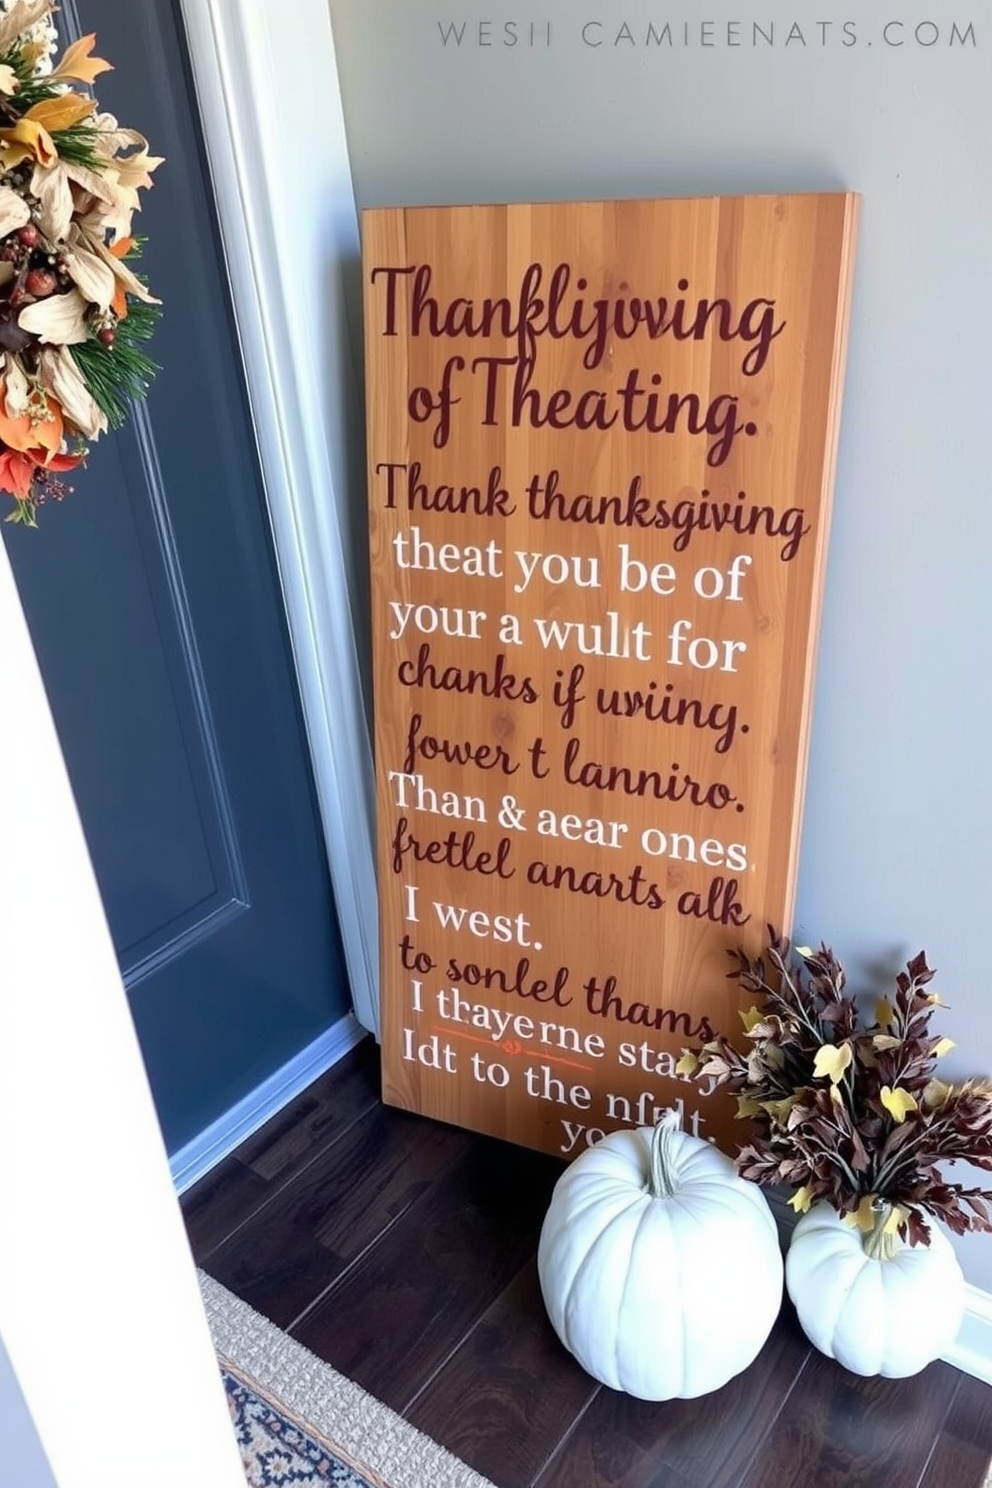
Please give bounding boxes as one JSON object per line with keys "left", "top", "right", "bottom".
{"left": 2, "top": 0, "right": 352, "bottom": 1153}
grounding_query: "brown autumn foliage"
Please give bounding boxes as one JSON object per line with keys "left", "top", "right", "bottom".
{"left": 680, "top": 929, "right": 992, "bottom": 1246}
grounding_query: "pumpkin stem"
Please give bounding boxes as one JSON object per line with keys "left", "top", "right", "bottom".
{"left": 648, "top": 1108, "right": 681, "bottom": 1198}
{"left": 863, "top": 1200, "right": 898, "bottom": 1262}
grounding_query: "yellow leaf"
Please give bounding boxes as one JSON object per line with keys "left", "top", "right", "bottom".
{"left": 675, "top": 1051, "right": 698, "bottom": 1078}
{"left": 50, "top": 33, "right": 114, "bottom": 85}
{"left": 795, "top": 945, "right": 814, "bottom": 957}
{"left": 0, "top": 63, "right": 17, "bottom": 97}
{"left": 739, "top": 1006, "right": 764, "bottom": 1033}
{"left": 934, "top": 1038, "right": 956, "bottom": 1058}
{"left": 847, "top": 1196, "right": 878, "bottom": 1233}
{"left": 845, "top": 1199, "right": 906, "bottom": 1237}
{"left": 872, "top": 1035, "right": 903, "bottom": 1051}
{"left": 0, "top": 118, "right": 56, "bottom": 168}
{"left": 20, "top": 40, "right": 48, "bottom": 68}
{"left": 923, "top": 1078, "right": 953, "bottom": 1109}
{"left": 926, "top": 992, "right": 948, "bottom": 1007}
{"left": 884, "top": 1204, "right": 908, "bottom": 1236}
{"left": 875, "top": 997, "right": 895, "bottom": 1029}
{"left": 813, "top": 1042, "right": 853, "bottom": 1084}
{"left": 880, "top": 1085, "right": 918, "bottom": 1123}
{"left": 26, "top": 94, "right": 97, "bottom": 135}
{"left": 789, "top": 1185, "right": 814, "bottom": 1214}
{"left": 760, "top": 1095, "right": 796, "bottom": 1125}
{"left": 736, "top": 1095, "right": 763, "bottom": 1119}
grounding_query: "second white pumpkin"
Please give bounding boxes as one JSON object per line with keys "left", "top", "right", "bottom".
{"left": 537, "top": 1117, "right": 783, "bottom": 1400}
{"left": 785, "top": 1202, "right": 966, "bottom": 1377}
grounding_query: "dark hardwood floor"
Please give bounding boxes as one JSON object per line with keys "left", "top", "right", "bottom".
{"left": 182, "top": 1038, "right": 992, "bottom": 1488}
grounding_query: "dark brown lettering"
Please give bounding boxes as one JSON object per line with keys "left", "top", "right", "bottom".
{"left": 584, "top": 974, "right": 713, "bottom": 1040}
{"left": 562, "top": 738, "right": 738, "bottom": 810}
{"left": 526, "top": 857, "right": 664, "bottom": 909}
{"left": 397, "top": 643, "right": 538, "bottom": 704}
{"left": 676, "top": 876, "right": 752, "bottom": 926}
{"left": 391, "top": 817, "right": 515, "bottom": 879}
{"left": 445, "top": 956, "right": 572, "bottom": 1007}
{"left": 377, "top": 461, "right": 515, "bottom": 517}
{"left": 402, "top": 712, "right": 518, "bottom": 776}
{"left": 370, "top": 261, "right": 786, "bottom": 379}
{"left": 526, "top": 471, "right": 808, "bottom": 559}
{"left": 595, "top": 682, "right": 741, "bottom": 754}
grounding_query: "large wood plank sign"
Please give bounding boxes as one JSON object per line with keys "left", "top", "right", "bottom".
{"left": 363, "top": 194, "right": 859, "bottom": 1158}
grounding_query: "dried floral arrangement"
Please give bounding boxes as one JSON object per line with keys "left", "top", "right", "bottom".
{"left": 677, "top": 929, "right": 992, "bottom": 1246}
{"left": 0, "top": 0, "right": 162, "bottom": 525}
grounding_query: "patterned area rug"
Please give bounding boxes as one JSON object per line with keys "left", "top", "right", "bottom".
{"left": 200, "top": 1272, "right": 496, "bottom": 1488}
{"left": 221, "top": 1361, "right": 388, "bottom": 1487}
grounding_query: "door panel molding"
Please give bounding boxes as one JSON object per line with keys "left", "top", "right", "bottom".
{"left": 132, "top": 404, "right": 250, "bottom": 917}
{"left": 120, "top": 401, "right": 251, "bottom": 988}
{"left": 177, "top": 0, "right": 378, "bottom": 1035}
{"left": 123, "top": 896, "right": 248, "bottom": 992}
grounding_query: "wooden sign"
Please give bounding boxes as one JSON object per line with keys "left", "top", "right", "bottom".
{"left": 363, "top": 194, "right": 859, "bottom": 1158}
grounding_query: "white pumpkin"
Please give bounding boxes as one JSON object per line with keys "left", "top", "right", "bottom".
{"left": 537, "top": 1115, "right": 783, "bottom": 1400}
{"left": 786, "top": 1203, "right": 965, "bottom": 1377}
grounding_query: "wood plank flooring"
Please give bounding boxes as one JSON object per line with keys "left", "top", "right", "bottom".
{"left": 182, "top": 1038, "right": 992, "bottom": 1488}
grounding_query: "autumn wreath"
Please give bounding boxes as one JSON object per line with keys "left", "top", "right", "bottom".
{"left": 0, "top": 0, "right": 161, "bottom": 525}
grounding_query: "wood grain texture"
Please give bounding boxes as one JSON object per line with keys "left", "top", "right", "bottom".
{"left": 919, "top": 1373, "right": 992, "bottom": 1488}
{"left": 734, "top": 1351, "right": 961, "bottom": 1488}
{"left": 363, "top": 193, "right": 860, "bottom": 1157}
{"left": 202, "top": 1102, "right": 473, "bottom": 1328}
{"left": 404, "top": 1259, "right": 600, "bottom": 1488}
{"left": 289, "top": 1137, "right": 564, "bottom": 1412}
{"left": 181, "top": 1039, "right": 381, "bottom": 1260}
{"left": 533, "top": 1304, "right": 812, "bottom": 1488}
{"left": 235, "top": 1037, "right": 382, "bottom": 1183}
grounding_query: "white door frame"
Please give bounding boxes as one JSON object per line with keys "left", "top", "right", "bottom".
{"left": 0, "top": 539, "right": 248, "bottom": 1488}
{"left": 177, "top": 0, "right": 379, "bottom": 1037}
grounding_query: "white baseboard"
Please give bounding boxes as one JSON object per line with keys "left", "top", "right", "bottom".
{"left": 764, "top": 1187, "right": 992, "bottom": 1383}
{"left": 169, "top": 1014, "right": 369, "bottom": 1195}
{"left": 946, "top": 1285, "right": 992, "bottom": 1385}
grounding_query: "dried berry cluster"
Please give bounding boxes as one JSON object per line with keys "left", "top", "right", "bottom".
{"left": 678, "top": 930, "right": 992, "bottom": 1245}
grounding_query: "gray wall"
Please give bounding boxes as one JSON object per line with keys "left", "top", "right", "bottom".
{"left": 328, "top": 0, "right": 992, "bottom": 1287}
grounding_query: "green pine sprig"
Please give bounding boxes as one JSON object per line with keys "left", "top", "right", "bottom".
{"left": 0, "top": 43, "right": 52, "bottom": 108}
{"left": 70, "top": 299, "right": 162, "bottom": 429}
{"left": 49, "top": 124, "right": 104, "bottom": 171}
